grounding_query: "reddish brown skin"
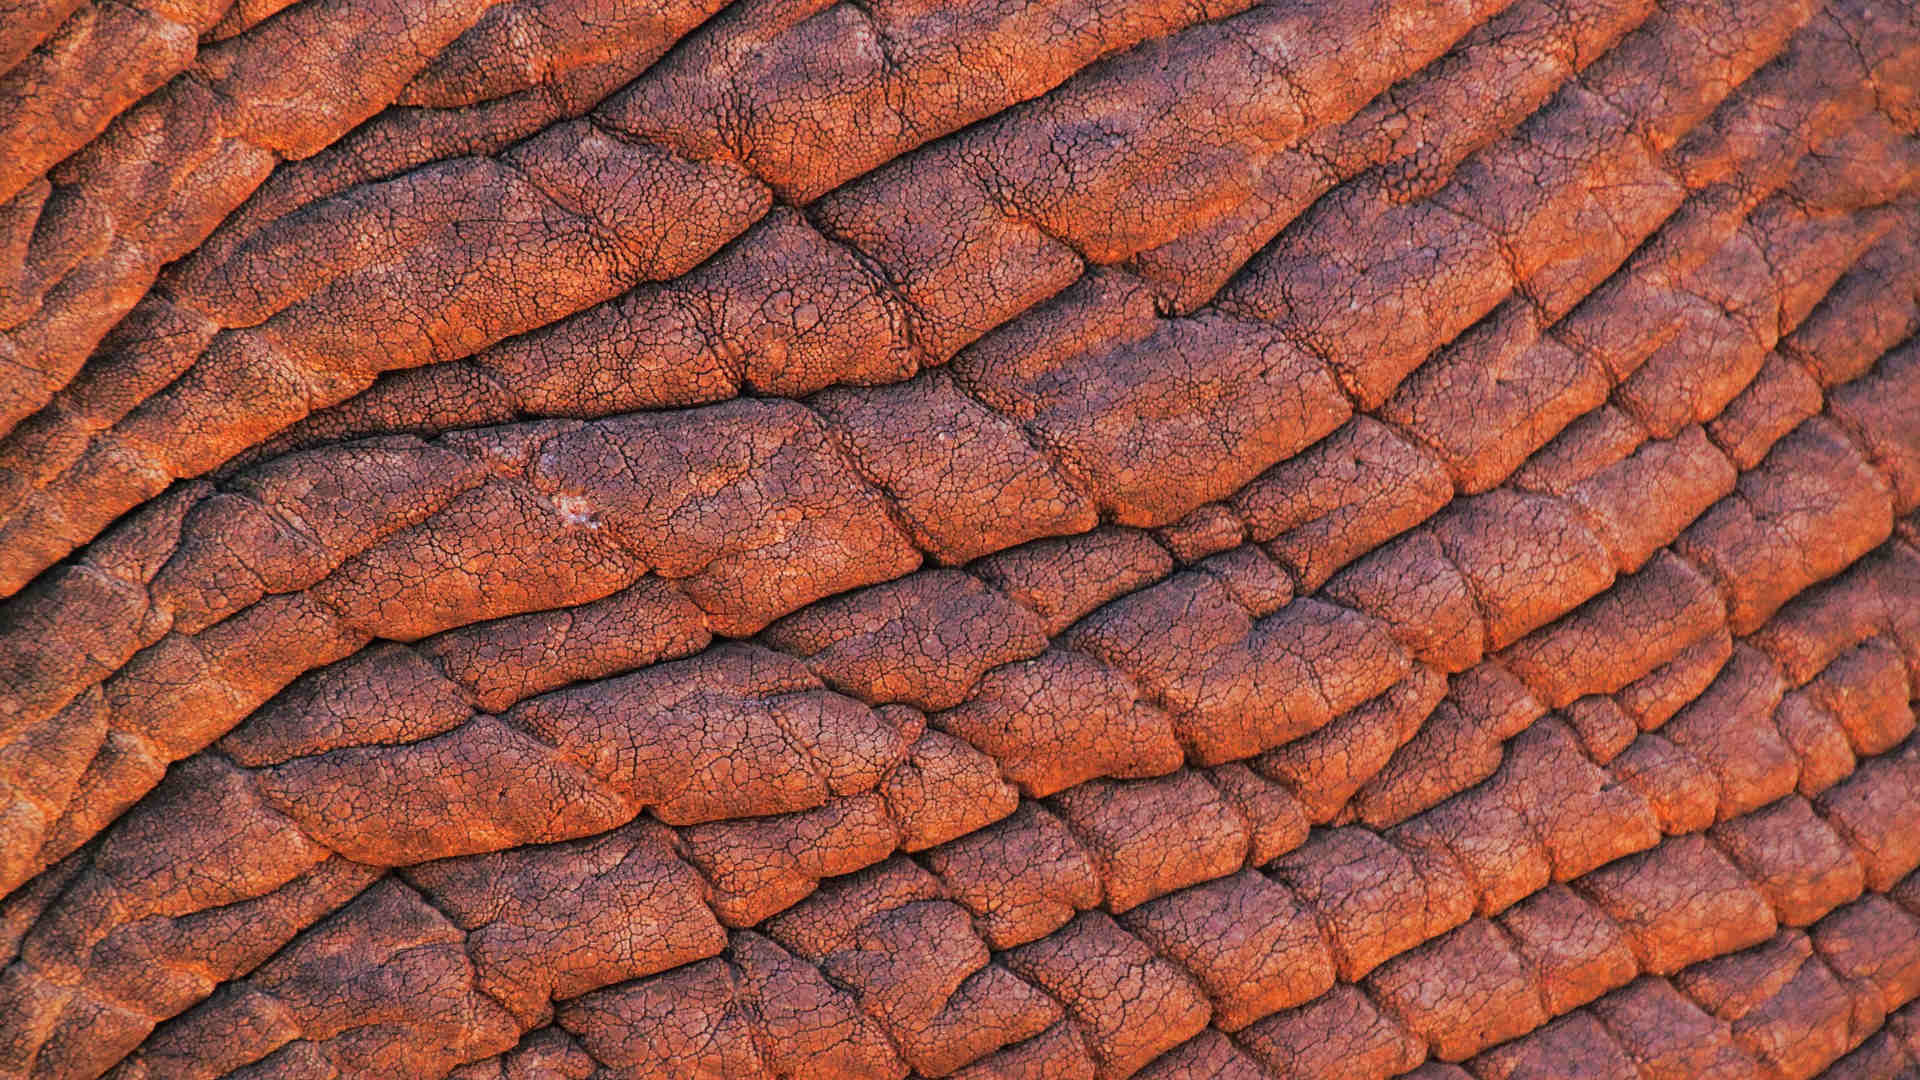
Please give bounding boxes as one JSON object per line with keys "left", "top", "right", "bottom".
{"left": 1, "top": 0, "right": 1919, "bottom": 1077}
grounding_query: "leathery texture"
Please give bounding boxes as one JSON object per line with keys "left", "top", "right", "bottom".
{"left": 0, "top": 0, "right": 1918, "bottom": 1076}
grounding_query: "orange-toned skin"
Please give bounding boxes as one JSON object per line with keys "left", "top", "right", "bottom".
{"left": 1, "top": 0, "right": 1918, "bottom": 1076}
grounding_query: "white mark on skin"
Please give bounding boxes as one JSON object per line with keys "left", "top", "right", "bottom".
{"left": 554, "top": 493, "right": 601, "bottom": 529}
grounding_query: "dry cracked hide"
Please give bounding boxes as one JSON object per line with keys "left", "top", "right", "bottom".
{"left": 0, "top": 0, "right": 1918, "bottom": 1077}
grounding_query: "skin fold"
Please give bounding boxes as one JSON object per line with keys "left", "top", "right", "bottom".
{"left": 0, "top": 0, "right": 1917, "bottom": 1076}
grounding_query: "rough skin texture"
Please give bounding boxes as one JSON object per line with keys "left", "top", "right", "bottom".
{"left": 1, "top": 0, "right": 1918, "bottom": 1077}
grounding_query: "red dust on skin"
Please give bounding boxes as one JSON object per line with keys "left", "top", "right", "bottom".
{"left": 0, "top": 0, "right": 1919, "bottom": 1076}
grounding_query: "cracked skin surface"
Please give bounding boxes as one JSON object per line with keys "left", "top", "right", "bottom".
{"left": 0, "top": 0, "right": 1918, "bottom": 1078}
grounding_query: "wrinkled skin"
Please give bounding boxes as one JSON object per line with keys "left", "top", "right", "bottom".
{"left": 1, "top": 0, "right": 1919, "bottom": 1077}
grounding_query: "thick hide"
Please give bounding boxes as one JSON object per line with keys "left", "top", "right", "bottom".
{"left": 1, "top": 0, "right": 1919, "bottom": 1077}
